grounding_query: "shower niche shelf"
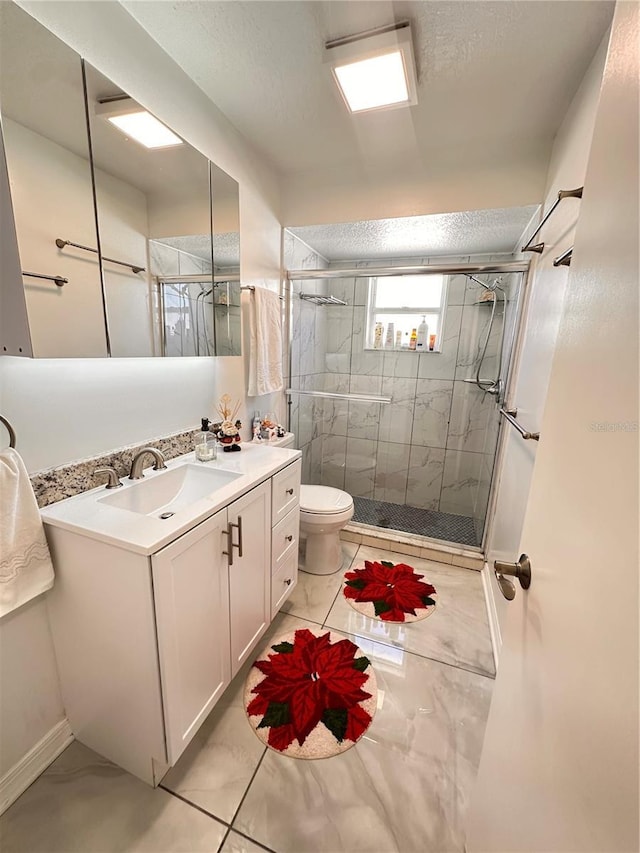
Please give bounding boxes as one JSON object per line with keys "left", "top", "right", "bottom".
{"left": 299, "top": 294, "right": 347, "bottom": 306}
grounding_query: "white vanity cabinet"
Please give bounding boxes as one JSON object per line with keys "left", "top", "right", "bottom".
{"left": 44, "top": 455, "right": 300, "bottom": 786}
{"left": 152, "top": 480, "right": 270, "bottom": 764}
{"left": 226, "top": 481, "right": 271, "bottom": 677}
{"left": 151, "top": 508, "right": 231, "bottom": 766}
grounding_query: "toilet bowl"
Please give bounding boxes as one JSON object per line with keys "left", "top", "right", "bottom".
{"left": 265, "top": 433, "right": 354, "bottom": 575}
{"left": 299, "top": 485, "right": 354, "bottom": 575}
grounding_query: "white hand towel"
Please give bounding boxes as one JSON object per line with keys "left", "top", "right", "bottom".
{"left": 0, "top": 448, "right": 54, "bottom": 618}
{"left": 247, "top": 286, "right": 284, "bottom": 397}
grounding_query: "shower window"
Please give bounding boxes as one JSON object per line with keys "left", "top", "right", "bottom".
{"left": 366, "top": 274, "right": 446, "bottom": 350}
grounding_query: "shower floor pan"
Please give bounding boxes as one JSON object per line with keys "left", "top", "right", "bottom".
{"left": 352, "top": 496, "right": 480, "bottom": 548}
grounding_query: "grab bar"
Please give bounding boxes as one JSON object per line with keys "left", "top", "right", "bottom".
{"left": 22, "top": 271, "right": 68, "bottom": 287}
{"left": 0, "top": 415, "right": 16, "bottom": 448}
{"left": 521, "top": 187, "right": 583, "bottom": 254}
{"left": 499, "top": 408, "right": 540, "bottom": 441}
{"left": 553, "top": 247, "right": 573, "bottom": 267}
{"left": 285, "top": 389, "right": 391, "bottom": 404}
{"left": 56, "top": 238, "right": 145, "bottom": 274}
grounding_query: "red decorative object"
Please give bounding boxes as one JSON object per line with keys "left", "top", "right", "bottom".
{"left": 343, "top": 559, "right": 437, "bottom": 623}
{"left": 244, "top": 628, "right": 377, "bottom": 759}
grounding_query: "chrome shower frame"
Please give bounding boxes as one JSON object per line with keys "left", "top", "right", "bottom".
{"left": 465, "top": 273, "right": 507, "bottom": 402}
{"left": 285, "top": 259, "right": 531, "bottom": 553}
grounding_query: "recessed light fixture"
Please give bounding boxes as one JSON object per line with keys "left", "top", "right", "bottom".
{"left": 95, "top": 96, "right": 183, "bottom": 149}
{"left": 325, "top": 22, "right": 418, "bottom": 114}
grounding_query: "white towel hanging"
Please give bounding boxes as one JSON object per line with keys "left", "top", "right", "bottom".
{"left": 247, "top": 286, "right": 284, "bottom": 396}
{"left": 0, "top": 448, "right": 55, "bottom": 618}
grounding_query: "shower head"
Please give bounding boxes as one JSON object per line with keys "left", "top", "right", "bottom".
{"left": 466, "top": 274, "right": 504, "bottom": 293}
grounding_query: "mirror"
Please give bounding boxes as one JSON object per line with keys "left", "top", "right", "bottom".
{"left": 211, "top": 163, "right": 241, "bottom": 357}
{"left": 85, "top": 63, "right": 241, "bottom": 357}
{"left": 0, "top": 3, "right": 108, "bottom": 357}
{"left": 0, "top": 3, "right": 241, "bottom": 358}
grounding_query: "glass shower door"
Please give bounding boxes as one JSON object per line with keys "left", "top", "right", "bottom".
{"left": 288, "top": 268, "right": 525, "bottom": 548}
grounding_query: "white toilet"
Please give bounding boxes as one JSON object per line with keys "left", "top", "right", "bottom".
{"left": 269, "top": 433, "right": 354, "bottom": 574}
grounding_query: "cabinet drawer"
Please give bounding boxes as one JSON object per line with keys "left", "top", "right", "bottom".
{"left": 271, "top": 506, "right": 300, "bottom": 571}
{"left": 271, "top": 550, "right": 298, "bottom": 619}
{"left": 271, "top": 459, "right": 301, "bottom": 524}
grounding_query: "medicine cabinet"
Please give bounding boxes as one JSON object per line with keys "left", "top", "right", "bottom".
{"left": 0, "top": 2, "right": 241, "bottom": 358}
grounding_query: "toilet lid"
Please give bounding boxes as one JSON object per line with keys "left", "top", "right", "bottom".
{"left": 300, "top": 485, "right": 353, "bottom": 514}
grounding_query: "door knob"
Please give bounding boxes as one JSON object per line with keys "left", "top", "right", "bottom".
{"left": 494, "top": 554, "right": 532, "bottom": 601}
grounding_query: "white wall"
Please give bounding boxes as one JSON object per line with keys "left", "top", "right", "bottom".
{"left": 467, "top": 4, "right": 638, "bottom": 847}
{"left": 0, "top": 0, "right": 282, "bottom": 784}
{"left": 94, "top": 167, "right": 155, "bottom": 358}
{"left": 4, "top": 119, "right": 108, "bottom": 358}
{"left": 485, "top": 31, "right": 609, "bottom": 648}
{"left": 282, "top": 153, "right": 548, "bottom": 228}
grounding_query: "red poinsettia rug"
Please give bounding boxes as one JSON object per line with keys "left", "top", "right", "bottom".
{"left": 244, "top": 627, "right": 377, "bottom": 759}
{"left": 343, "top": 559, "right": 437, "bottom": 623}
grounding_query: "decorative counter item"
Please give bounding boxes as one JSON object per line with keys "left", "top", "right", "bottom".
{"left": 260, "top": 412, "right": 277, "bottom": 440}
{"left": 212, "top": 394, "right": 242, "bottom": 452}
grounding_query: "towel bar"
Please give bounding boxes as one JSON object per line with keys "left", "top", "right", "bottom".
{"left": 0, "top": 415, "right": 16, "bottom": 448}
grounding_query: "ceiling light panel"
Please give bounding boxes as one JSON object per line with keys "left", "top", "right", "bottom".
{"left": 325, "top": 23, "right": 418, "bottom": 114}
{"left": 96, "top": 97, "right": 183, "bottom": 149}
{"left": 334, "top": 51, "right": 409, "bottom": 112}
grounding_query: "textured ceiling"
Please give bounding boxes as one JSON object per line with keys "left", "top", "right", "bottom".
{"left": 123, "top": 0, "right": 614, "bottom": 179}
{"left": 288, "top": 206, "right": 538, "bottom": 261}
{"left": 159, "top": 233, "right": 240, "bottom": 267}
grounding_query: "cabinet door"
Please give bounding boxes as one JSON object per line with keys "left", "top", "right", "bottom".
{"left": 152, "top": 509, "right": 231, "bottom": 765}
{"left": 228, "top": 481, "right": 271, "bottom": 677}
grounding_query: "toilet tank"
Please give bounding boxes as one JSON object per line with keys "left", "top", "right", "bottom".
{"left": 268, "top": 432, "right": 296, "bottom": 449}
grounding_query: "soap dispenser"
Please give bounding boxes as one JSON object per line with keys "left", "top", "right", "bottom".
{"left": 195, "top": 418, "right": 216, "bottom": 462}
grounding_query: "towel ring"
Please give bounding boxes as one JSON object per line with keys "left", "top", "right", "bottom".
{"left": 0, "top": 415, "right": 16, "bottom": 448}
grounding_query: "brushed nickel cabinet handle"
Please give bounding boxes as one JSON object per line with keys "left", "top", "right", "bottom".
{"left": 284, "top": 578, "right": 292, "bottom": 586}
{"left": 236, "top": 515, "right": 243, "bottom": 558}
{"left": 224, "top": 518, "right": 243, "bottom": 565}
{"left": 222, "top": 523, "right": 234, "bottom": 566}
{"left": 285, "top": 535, "right": 293, "bottom": 542}
{"left": 286, "top": 488, "right": 294, "bottom": 495}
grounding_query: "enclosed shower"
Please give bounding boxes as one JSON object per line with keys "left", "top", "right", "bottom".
{"left": 287, "top": 259, "right": 527, "bottom": 549}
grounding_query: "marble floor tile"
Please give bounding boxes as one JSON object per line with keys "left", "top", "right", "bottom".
{"left": 2, "top": 541, "right": 495, "bottom": 853}
{"left": 0, "top": 741, "right": 227, "bottom": 853}
{"left": 219, "top": 829, "right": 274, "bottom": 853}
{"left": 233, "top": 630, "right": 493, "bottom": 853}
{"left": 280, "top": 542, "right": 359, "bottom": 625}
{"left": 161, "top": 609, "right": 330, "bottom": 825}
{"left": 324, "top": 546, "right": 495, "bottom": 678}
{"left": 160, "top": 661, "right": 266, "bottom": 823}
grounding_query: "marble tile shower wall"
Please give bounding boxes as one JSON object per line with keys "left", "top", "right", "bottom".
{"left": 149, "top": 240, "right": 213, "bottom": 276}
{"left": 292, "top": 253, "right": 519, "bottom": 536}
{"left": 284, "top": 231, "right": 329, "bottom": 483}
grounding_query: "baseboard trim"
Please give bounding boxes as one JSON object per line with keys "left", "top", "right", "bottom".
{"left": 481, "top": 563, "right": 502, "bottom": 672}
{"left": 0, "top": 719, "right": 73, "bottom": 816}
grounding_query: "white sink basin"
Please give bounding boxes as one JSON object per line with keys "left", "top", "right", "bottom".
{"left": 41, "top": 445, "right": 302, "bottom": 555}
{"left": 99, "top": 464, "right": 242, "bottom": 517}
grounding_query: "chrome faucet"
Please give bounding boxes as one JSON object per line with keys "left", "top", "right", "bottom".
{"left": 94, "top": 467, "right": 123, "bottom": 489}
{"left": 128, "top": 447, "right": 167, "bottom": 480}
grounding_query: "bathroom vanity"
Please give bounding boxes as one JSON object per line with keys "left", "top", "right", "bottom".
{"left": 41, "top": 445, "right": 301, "bottom": 785}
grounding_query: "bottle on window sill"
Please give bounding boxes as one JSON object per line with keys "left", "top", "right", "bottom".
{"left": 385, "top": 322, "right": 394, "bottom": 348}
{"left": 416, "top": 316, "right": 428, "bottom": 351}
